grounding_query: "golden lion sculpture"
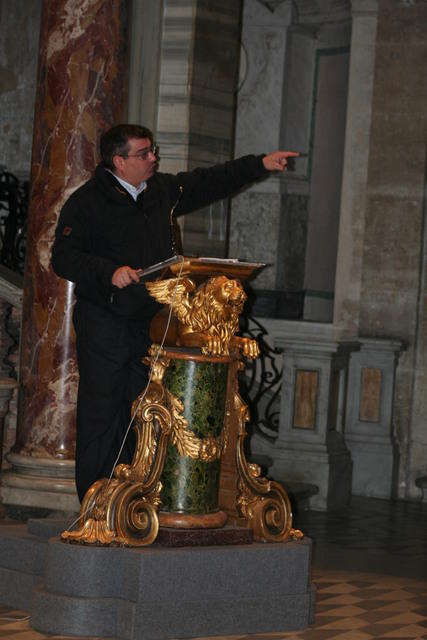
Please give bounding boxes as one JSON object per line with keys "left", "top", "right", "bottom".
{"left": 146, "top": 274, "right": 259, "bottom": 358}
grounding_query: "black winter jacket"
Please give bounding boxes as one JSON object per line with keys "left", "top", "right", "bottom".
{"left": 52, "top": 155, "right": 268, "bottom": 318}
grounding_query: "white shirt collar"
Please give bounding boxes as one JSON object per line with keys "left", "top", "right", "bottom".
{"left": 108, "top": 170, "right": 147, "bottom": 201}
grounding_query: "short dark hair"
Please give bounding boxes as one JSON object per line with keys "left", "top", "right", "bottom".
{"left": 100, "top": 124, "right": 153, "bottom": 170}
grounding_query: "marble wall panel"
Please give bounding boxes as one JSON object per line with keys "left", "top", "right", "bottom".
{"left": 293, "top": 370, "right": 318, "bottom": 430}
{"left": 359, "top": 368, "right": 382, "bottom": 423}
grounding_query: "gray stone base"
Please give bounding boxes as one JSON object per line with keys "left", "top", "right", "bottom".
{"left": 1, "top": 454, "right": 80, "bottom": 513}
{"left": 0, "top": 522, "right": 47, "bottom": 610}
{"left": 267, "top": 443, "right": 352, "bottom": 511}
{"left": 0, "top": 519, "right": 315, "bottom": 639}
{"left": 415, "top": 476, "right": 427, "bottom": 503}
{"left": 345, "top": 437, "right": 395, "bottom": 498}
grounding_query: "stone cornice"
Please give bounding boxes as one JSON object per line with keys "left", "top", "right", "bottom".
{"left": 293, "top": 0, "right": 351, "bottom": 23}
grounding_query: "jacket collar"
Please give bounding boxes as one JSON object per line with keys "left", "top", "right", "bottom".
{"left": 94, "top": 163, "right": 161, "bottom": 211}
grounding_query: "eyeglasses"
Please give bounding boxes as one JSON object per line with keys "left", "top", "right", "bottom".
{"left": 120, "top": 145, "right": 158, "bottom": 160}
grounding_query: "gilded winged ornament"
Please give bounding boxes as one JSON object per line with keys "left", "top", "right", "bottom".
{"left": 146, "top": 275, "right": 259, "bottom": 358}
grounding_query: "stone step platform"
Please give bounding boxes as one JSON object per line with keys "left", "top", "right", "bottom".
{"left": 0, "top": 517, "right": 76, "bottom": 610}
{"left": 0, "top": 518, "right": 315, "bottom": 639}
{"left": 0, "top": 521, "right": 48, "bottom": 610}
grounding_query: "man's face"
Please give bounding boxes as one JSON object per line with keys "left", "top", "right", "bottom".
{"left": 113, "top": 137, "right": 158, "bottom": 186}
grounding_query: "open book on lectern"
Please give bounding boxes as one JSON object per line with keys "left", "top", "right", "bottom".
{"left": 136, "top": 255, "right": 266, "bottom": 284}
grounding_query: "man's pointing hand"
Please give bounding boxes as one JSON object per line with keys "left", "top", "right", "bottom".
{"left": 263, "top": 151, "right": 300, "bottom": 172}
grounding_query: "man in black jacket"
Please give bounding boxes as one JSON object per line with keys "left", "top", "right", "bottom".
{"left": 52, "top": 123, "right": 298, "bottom": 501}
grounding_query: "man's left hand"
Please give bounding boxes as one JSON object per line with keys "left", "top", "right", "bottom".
{"left": 263, "top": 151, "right": 300, "bottom": 172}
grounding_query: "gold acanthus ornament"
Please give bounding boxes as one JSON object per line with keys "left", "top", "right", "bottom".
{"left": 146, "top": 274, "right": 260, "bottom": 358}
{"left": 167, "top": 389, "right": 227, "bottom": 461}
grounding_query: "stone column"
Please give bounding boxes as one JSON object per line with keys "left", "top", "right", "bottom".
{"left": 333, "top": 0, "right": 379, "bottom": 335}
{"left": 229, "top": 0, "right": 292, "bottom": 292}
{"left": 1, "top": 0, "right": 129, "bottom": 512}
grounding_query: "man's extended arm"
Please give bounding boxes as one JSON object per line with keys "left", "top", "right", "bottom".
{"left": 171, "top": 152, "right": 299, "bottom": 216}
{"left": 108, "top": 151, "right": 299, "bottom": 289}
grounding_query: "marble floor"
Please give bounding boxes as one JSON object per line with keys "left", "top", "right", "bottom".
{"left": 1, "top": 496, "right": 427, "bottom": 640}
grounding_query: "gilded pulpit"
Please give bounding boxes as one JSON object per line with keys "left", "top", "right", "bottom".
{"left": 62, "top": 257, "right": 301, "bottom": 546}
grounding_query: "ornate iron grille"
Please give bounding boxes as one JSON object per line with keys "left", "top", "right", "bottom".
{"left": 240, "top": 315, "right": 282, "bottom": 438}
{"left": 0, "top": 169, "right": 29, "bottom": 274}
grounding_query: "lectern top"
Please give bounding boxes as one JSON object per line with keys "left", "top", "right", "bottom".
{"left": 137, "top": 255, "right": 265, "bottom": 284}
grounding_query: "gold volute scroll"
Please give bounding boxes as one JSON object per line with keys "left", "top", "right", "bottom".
{"left": 61, "top": 348, "right": 173, "bottom": 547}
{"left": 234, "top": 392, "right": 303, "bottom": 543}
{"left": 146, "top": 275, "right": 260, "bottom": 358}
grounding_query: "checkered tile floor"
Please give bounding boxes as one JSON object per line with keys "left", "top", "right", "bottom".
{"left": 0, "top": 497, "right": 426, "bottom": 639}
{"left": 1, "top": 570, "right": 427, "bottom": 639}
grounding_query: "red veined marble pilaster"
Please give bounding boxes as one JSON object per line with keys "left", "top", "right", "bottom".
{"left": 2, "top": 0, "right": 129, "bottom": 510}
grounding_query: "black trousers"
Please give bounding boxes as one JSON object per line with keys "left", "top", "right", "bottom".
{"left": 73, "top": 299, "right": 150, "bottom": 502}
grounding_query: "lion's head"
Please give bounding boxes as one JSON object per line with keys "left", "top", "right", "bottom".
{"left": 189, "top": 275, "right": 246, "bottom": 333}
{"left": 206, "top": 276, "right": 246, "bottom": 315}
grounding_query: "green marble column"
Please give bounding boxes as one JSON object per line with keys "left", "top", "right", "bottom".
{"left": 161, "top": 353, "right": 229, "bottom": 515}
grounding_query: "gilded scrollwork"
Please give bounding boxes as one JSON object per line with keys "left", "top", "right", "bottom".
{"left": 234, "top": 392, "right": 303, "bottom": 543}
{"left": 61, "top": 479, "right": 119, "bottom": 545}
{"left": 61, "top": 296, "right": 301, "bottom": 547}
{"left": 61, "top": 363, "right": 173, "bottom": 547}
{"left": 61, "top": 345, "right": 228, "bottom": 547}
